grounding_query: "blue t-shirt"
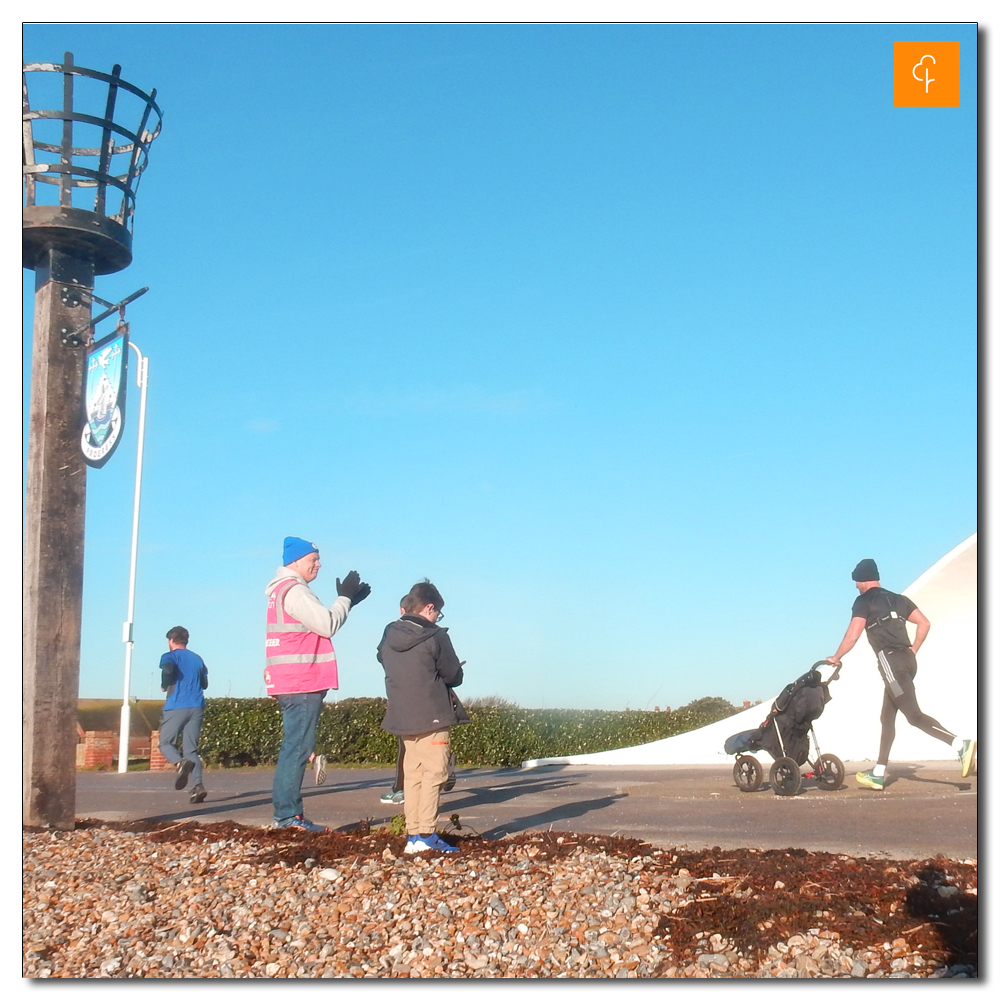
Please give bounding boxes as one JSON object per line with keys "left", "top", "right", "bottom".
{"left": 160, "top": 648, "right": 208, "bottom": 710}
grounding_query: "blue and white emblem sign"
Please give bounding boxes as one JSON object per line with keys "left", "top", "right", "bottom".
{"left": 81, "top": 327, "right": 128, "bottom": 468}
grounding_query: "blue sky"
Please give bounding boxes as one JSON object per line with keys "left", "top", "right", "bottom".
{"left": 22, "top": 22, "right": 978, "bottom": 710}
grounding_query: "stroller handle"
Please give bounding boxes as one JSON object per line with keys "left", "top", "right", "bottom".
{"left": 812, "top": 659, "right": 842, "bottom": 682}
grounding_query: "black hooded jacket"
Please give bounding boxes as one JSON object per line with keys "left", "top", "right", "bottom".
{"left": 377, "top": 615, "right": 470, "bottom": 736}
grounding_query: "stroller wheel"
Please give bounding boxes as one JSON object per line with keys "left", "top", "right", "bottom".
{"left": 816, "top": 753, "right": 845, "bottom": 790}
{"left": 733, "top": 755, "right": 763, "bottom": 792}
{"left": 769, "top": 756, "right": 802, "bottom": 796}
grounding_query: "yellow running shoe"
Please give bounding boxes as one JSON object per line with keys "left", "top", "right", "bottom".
{"left": 855, "top": 769, "right": 885, "bottom": 790}
{"left": 959, "top": 740, "right": 977, "bottom": 778}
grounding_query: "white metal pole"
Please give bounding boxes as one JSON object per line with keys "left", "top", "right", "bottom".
{"left": 118, "top": 343, "right": 149, "bottom": 773}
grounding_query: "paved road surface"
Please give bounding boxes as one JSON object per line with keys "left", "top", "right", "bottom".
{"left": 73, "top": 759, "right": 976, "bottom": 861}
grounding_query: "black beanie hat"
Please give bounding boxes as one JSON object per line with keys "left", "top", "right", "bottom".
{"left": 852, "top": 558, "right": 879, "bottom": 582}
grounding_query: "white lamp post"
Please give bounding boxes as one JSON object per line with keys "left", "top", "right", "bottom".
{"left": 117, "top": 340, "right": 149, "bottom": 773}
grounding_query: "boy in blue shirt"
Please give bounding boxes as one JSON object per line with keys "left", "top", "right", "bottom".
{"left": 159, "top": 626, "right": 209, "bottom": 803}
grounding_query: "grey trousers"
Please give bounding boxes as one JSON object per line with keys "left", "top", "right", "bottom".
{"left": 159, "top": 706, "right": 205, "bottom": 786}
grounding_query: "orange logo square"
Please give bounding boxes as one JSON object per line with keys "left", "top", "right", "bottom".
{"left": 894, "top": 41, "right": 960, "bottom": 107}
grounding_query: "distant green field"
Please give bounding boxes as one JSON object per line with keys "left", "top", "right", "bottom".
{"left": 79, "top": 699, "right": 164, "bottom": 735}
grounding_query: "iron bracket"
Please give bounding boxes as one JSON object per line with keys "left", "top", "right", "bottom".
{"left": 61, "top": 286, "right": 148, "bottom": 348}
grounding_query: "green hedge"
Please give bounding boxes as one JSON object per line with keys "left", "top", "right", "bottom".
{"left": 196, "top": 697, "right": 741, "bottom": 769}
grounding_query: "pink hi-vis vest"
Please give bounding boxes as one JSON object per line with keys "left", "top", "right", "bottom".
{"left": 264, "top": 578, "right": 339, "bottom": 696}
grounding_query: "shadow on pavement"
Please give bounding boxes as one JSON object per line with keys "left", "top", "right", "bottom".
{"left": 440, "top": 774, "right": 581, "bottom": 810}
{"left": 886, "top": 764, "right": 972, "bottom": 792}
{"left": 481, "top": 793, "right": 629, "bottom": 839}
{"left": 107, "top": 768, "right": 586, "bottom": 828}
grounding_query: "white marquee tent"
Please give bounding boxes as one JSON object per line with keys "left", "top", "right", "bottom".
{"left": 523, "top": 534, "right": 977, "bottom": 768}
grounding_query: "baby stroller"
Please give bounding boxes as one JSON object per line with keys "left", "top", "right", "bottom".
{"left": 724, "top": 660, "right": 844, "bottom": 796}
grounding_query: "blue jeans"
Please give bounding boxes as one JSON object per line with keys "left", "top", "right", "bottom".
{"left": 272, "top": 690, "right": 326, "bottom": 823}
{"left": 159, "top": 706, "right": 204, "bottom": 787}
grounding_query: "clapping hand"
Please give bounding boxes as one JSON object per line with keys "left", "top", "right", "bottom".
{"left": 337, "top": 570, "right": 371, "bottom": 606}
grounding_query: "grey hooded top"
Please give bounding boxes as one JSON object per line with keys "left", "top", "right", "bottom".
{"left": 377, "top": 615, "right": 470, "bottom": 736}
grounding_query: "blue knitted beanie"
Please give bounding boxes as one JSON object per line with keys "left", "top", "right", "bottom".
{"left": 283, "top": 536, "right": 318, "bottom": 565}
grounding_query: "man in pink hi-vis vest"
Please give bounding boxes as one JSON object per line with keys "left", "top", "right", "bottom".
{"left": 265, "top": 536, "right": 370, "bottom": 831}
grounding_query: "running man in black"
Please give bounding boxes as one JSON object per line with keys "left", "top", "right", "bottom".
{"left": 826, "top": 558, "right": 975, "bottom": 789}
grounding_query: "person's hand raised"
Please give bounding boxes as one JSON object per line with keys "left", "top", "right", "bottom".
{"left": 337, "top": 570, "right": 371, "bottom": 606}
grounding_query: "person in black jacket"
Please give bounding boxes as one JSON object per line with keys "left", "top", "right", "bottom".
{"left": 826, "top": 558, "right": 975, "bottom": 789}
{"left": 377, "top": 579, "right": 469, "bottom": 854}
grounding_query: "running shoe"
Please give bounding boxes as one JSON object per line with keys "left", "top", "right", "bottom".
{"left": 380, "top": 790, "right": 404, "bottom": 805}
{"left": 422, "top": 832, "right": 459, "bottom": 853}
{"left": 314, "top": 754, "right": 327, "bottom": 785}
{"left": 443, "top": 752, "right": 457, "bottom": 792}
{"left": 403, "top": 835, "right": 431, "bottom": 854}
{"left": 959, "top": 739, "right": 977, "bottom": 778}
{"left": 855, "top": 769, "right": 885, "bottom": 790}
{"left": 174, "top": 759, "right": 195, "bottom": 790}
{"left": 274, "top": 814, "right": 326, "bottom": 832}
{"left": 189, "top": 784, "right": 207, "bottom": 804}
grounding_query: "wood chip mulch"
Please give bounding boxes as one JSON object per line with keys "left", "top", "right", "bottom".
{"left": 24, "top": 819, "right": 977, "bottom": 978}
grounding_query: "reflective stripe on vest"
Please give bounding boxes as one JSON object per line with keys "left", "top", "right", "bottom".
{"left": 264, "top": 578, "right": 338, "bottom": 695}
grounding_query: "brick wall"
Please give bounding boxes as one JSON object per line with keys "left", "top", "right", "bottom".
{"left": 75, "top": 730, "right": 115, "bottom": 770}
{"left": 149, "top": 730, "right": 172, "bottom": 771}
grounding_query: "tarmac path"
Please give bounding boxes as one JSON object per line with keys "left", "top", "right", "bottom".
{"left": 73, "top": 760, "right": 976, "bottom": 862}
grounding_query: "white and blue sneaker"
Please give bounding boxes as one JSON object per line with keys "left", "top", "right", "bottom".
{"left": 403, "top": 833, "right": 459, "bottom": 854}
{"left": 403, "top": 835, "right": 431, "bottom": 854}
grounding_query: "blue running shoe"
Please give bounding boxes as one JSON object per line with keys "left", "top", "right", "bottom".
{"left": 274, "top": 814, "right": 326, "bottom": 832}
{"left": 423, "top": 832, "right": 459, "bottom": 853}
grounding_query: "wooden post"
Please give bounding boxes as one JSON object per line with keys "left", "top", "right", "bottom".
{"left": 22, "top": 248, "right": 93, "bottom": 829}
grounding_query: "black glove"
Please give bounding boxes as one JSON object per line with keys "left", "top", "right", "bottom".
{"left": 350, "top": 582, "right": 371, "bottom": 607}
{"left": 336, "top": 570, "right": 361, "bottom": 600}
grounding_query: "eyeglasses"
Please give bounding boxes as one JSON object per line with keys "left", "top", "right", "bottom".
{"left": 434, "top": 610, "right": 444, "bottom": 623}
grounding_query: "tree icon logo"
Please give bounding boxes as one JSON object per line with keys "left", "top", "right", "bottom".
{"left": 912, "top": 54, "right": 936, "bottom": 94}
{"left": 894, "top": 42, "right": 960, "bottom": 107}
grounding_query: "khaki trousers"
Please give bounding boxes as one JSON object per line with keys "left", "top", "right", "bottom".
{"left": 402, "top": 729, "right": 451, "bottom": 835}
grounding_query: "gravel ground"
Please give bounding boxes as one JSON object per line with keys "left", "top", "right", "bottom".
{"left": 23, "top": 819, "right": 977, "bottom": 979}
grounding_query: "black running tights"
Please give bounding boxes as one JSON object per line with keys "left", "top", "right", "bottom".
{"left": 877, "top": 649, "right": 955, "bottom": 764}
